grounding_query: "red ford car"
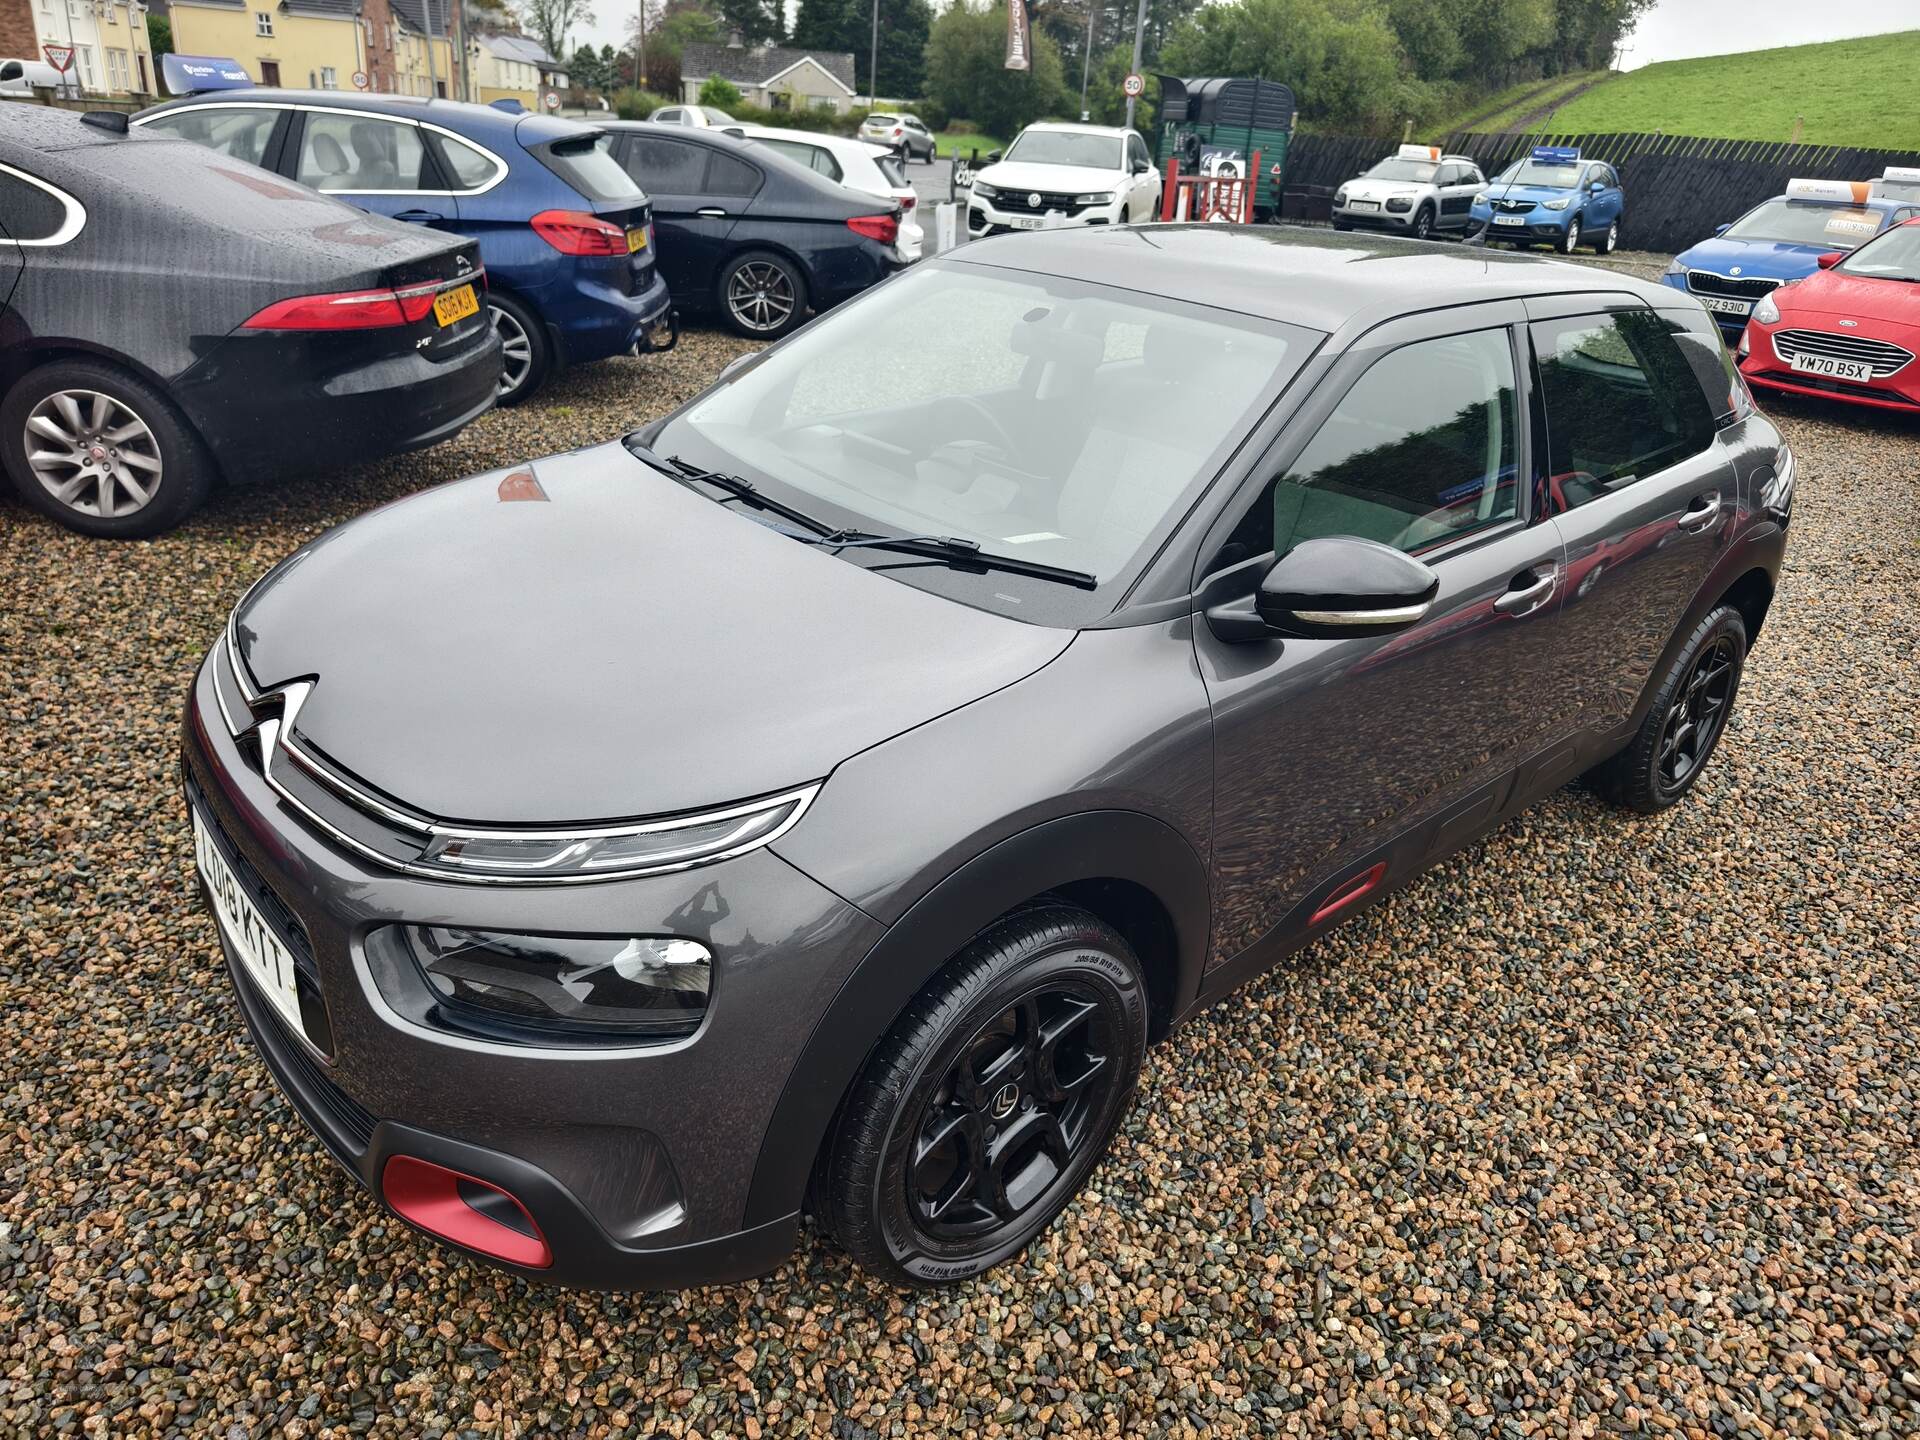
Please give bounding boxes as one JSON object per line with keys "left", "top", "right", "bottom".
{"left": 1738, "top": 218, "right": 1920, "bottom": 413}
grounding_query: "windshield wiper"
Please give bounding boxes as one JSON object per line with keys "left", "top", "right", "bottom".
{"left": 812, "top": 529, "right": 1098, "bottom": 589}
{"left": 626, "top": 444, "right": 839, "bottom": 537}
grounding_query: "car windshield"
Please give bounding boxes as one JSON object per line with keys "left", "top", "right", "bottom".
{"left": 1004, "top": 131, "right": 1122, "bottom": 169}
{"left": 1838, "top": 222, "right": 1920, "bottom": 279}
{"left": 650, "top": 264, "right": 1310, "bottom": 617}
{"left": 1365, "top": 158, "right": 1437, "bottom": 183}
{"left": 1499, "top": 160, "right": 1582, "bottom": 188}
{"left": 1722, "top": 198, "right": 1884, "bottom": 248}
{"left": 867, "top": 114, "right": 900, "bottom": 125}
{"left": 701, "top": 107, "right": 735, "bottom": 124}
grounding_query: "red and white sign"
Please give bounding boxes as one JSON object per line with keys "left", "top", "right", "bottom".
{"left": 1122, "top": 72, "right": 1144, "bottom": 98}
{"left": 351, "top": 69, "right": 369, "bottom": 89}
{"left": 543, "top": 91, "right": 559, "bottom": 110}
{"left": 42, "top": 44, "right": 74, "bottom": 74}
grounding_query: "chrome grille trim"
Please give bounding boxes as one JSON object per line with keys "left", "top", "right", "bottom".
{"left": 1772, "top": 328, "right": 1913, "bottom": 377}
{"left": 1685, "top": 270, "right": 1781, "bottom": 301}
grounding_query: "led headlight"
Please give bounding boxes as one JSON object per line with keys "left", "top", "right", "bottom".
{"left": 1664, "top": 257, "right": 1685, "bottom": 278}
{"left": 1545, "top": 197, "right": 1572, "bottom": 211}
{"left": 1385, "top": 196, "right": 1413, "bottom": 213}
{"left": 1075, "top": 192, "right": 1114, "bottom": 205}
{"left": 416, "top": 786, "right": 818, "bottom": 880}
{"left": 1752, "top": 292, "right": 1781, "bottom": 325}
{"left": 971, "top": 181, "right": 998, "bottom": 200}
{"left": 401, "top": 927, "right": 711, "bottom": 1041}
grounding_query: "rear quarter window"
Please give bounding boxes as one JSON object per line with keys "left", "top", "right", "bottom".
{"left": 536, "top": 132, "right": 642, "bottom": 202}
{"left": 0, "top": 164, "right": 79, "bottom": 243}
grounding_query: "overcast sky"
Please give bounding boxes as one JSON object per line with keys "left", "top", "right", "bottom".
{"left": 568, "top": 0, "right": 1917, "bottom": 79}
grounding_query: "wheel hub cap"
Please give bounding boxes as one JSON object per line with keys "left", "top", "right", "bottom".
{"left": 23, "top": 388, "right": 163, "bottom": 519}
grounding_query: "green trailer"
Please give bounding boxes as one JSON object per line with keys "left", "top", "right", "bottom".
{"left": 1154, "top": 76, "right": 1296, "bottom": 220}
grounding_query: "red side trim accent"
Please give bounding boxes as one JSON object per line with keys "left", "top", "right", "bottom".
{"left": 381, "top": 1154, "right": 552, "bottom": 1269}
{"left": 1309, "top": 862, "right": 1387, "bottom": 927}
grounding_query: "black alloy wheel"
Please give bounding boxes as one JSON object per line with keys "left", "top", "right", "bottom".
{"left": 1411, "top": 206, "right": 1434, "bottom": 241}
{"left": 821, "top": 905, "right": 1148, "bottom": 1286}
{"left": 1590, "top": 604, "right": 1748, "bottom": 814}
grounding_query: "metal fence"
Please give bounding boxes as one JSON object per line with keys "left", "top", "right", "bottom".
{"left": 1279, "top": 131, "right": 1920, "bottom": 254}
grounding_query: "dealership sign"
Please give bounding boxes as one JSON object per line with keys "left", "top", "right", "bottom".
{"left": 1004, "top": 0, "right": 1030, "bottom": 71}
{"left": 161, "top": 54, "right": 254, "bottom": 96}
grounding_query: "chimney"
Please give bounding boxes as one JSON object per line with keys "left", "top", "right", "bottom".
{"left": 727, "top": 28, "right": 742, "bottom": 47}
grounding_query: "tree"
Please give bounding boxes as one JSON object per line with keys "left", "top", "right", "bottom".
{"left": 147, "top": 13, "right": 173, "bottom": 59}
{"left": 567, "top": 42, "right": 608, "bottom": 90}
{"left": 699, "top": 74, "right": 743, "bottom": 106}
{"left": 517, "top": 0, "right": 596, "bottom": 64}
{"left": 925, "top": 2, "right": 1067, "bottom": 140}
{"left": 1159, "top": 0, "right": 1409, "bottom": 132}
{"left": 711, "top": 0, "right": 782, "bottom": 44}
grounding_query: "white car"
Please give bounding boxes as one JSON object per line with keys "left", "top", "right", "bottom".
{"left": 738, "top": 125, "right": 925, "bottom": 261}
{"left": 966, "top": 123, "right": 1161, "bottom": 238}
{"left": 1332, "top": 145, "right": 1487, "bottom": 241}
{"left": 649, "top": 105, "right": 738, "bottom": 128}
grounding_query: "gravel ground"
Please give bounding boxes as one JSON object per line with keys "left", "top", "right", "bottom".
{"left": 3, "top": 265, "right": 1919, "bottom": 1438}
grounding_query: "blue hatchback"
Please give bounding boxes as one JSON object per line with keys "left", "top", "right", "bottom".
{"left": 135, "top": 92, "right": 674, "bottom": 403}
{"left": 1662, "top": 178, "right": 1920, "bottom": 341}
{"left": 1470, "top": 147, "right": 1625, "bottom": 255}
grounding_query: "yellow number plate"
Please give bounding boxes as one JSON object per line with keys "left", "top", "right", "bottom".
{"left": 627, "top": 226, "right": 649, "bottom": 252}
{"left": 433, "top": 283, "right": 480, "bottom": 327}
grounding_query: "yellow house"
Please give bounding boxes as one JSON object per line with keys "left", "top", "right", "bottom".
{"left": 166, "top": 0, "right": 364, "bottom": 92}
{"left": 387, "top": 0, "right": 457, "bottom": 98}
{"left": 470, "top": 31, "right": 552, "bottom": 110}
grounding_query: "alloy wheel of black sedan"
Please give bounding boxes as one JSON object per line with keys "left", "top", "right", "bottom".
{"left": 1658, "top": 632, "right": 1737, "bottom": 789}
{"left": 724, "top": 255, "right": 802, "bottom": 336}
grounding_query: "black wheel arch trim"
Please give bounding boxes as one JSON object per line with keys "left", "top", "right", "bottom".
{"left": 743, "top": 809, "right": 1210, "bottom": 1229}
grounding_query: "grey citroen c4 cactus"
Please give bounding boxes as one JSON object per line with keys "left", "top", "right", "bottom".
{"left": 184, "top": 226, "right": 1792, "bottom": 1288}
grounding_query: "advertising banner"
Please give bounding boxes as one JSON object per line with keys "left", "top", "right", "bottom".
{"left": 161, "top": 54, "right": 254, "bottom": 95}
{"left": 1005, "top": 0, "right": 1030, "bottom": 72}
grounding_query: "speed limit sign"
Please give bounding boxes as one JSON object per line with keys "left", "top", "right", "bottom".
{"left": 1122, "top": 72, "right": 1144, "bottom": 98}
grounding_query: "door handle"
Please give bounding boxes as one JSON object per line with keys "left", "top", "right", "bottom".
{"left": 393, "top": 209, "right": 444, "bottom": 223}
{"left": 1493, "top": 565, "right": 1557, "bottom": 617}
{"left": 696, "top": 207, "right": 728, "bottom": 219}
{"left": 1678, "top": 492, "right": 1723, "bottom": 532}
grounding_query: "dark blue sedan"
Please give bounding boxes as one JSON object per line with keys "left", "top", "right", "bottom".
{"left": 135, "top": 93, "right": 673, "bottom": 403}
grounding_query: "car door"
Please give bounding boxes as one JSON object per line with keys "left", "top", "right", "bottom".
{"left": 285, "top": 107, "right": 451, "bottom": 228}
{"left": 1527, "top": 299, "right": 1742, "bottom": 743}
{"left": 615, "top": 131, "right": 745, "bottom": 303}
{"left": 1194, "top": 306, "right": 1574, "bottom": 968}
{"left": 1436, "top": 163, "right": 1482, "bottom": 230}
{"left": 1126, "top": 132, "right": 1159, "bottom": 220}
{"left": 1582, "top": 164, "right": 1622, "bottom": 228}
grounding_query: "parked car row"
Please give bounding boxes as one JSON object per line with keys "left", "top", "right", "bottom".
{"left": 2, "top": 93, "right": 913, "bottom": 536}
{"left": 1334, "top": 143, "right": 1624, "bottom": 254}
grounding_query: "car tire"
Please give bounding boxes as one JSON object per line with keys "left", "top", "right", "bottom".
{"left": 488, "top": 292, "right": 550, "bottom": 406}
{"left": 0, "top": 358, "right": 213, "bottom": 539}
{"left": 1559, "top": 215, "right": 1583, "bottom": 254}
{"left": 1588, "top": 605, "right": 1747, "bottom": 815}
{"left": 719, "top": 250, "right": 808, "bottom": 339}
{"left": 819, "top": 903, "right": 1149, "bottom": 1287}
{"left": 1411, "top": 206, "right": 1434, "bottom": 241}
{"left": 1595, "top": 217, "right": 1620, "bottom": 254}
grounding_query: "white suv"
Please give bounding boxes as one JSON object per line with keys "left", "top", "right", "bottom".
{"left": 966, "top": 123, "right": 1162, "bottom": 238}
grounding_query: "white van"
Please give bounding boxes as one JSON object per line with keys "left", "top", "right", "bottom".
{"left": 0, "top": 58, "right": 68, "bottom": 97}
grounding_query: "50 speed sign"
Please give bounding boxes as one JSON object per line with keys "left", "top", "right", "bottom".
{"left": 1122, "top": 72, "right": 1144, "bottom": 98}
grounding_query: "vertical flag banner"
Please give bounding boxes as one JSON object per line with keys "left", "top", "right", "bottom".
{"left": 1005, "top": 0, "right": 1031, "bottom": 71}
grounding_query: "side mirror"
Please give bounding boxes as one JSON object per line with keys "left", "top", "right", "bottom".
{"left": 1205, "top": 536, "right": 1439, "bottom": 643}
{"left": 1816, "top": 251, "right": 1844, "bottom": 269}
{"left": 986, "top": 150, "right": 1002, "bottom": 163}
{"left": 1714, "top": 223, "right": 1731, "bottom": 236}
{"left": 1589, "top": 179, "right": 1605, "bottom": 192}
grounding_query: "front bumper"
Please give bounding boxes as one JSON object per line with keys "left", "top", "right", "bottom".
{"left": 1331, "top": 202, "right": 1423, "bottom": 230}
{"left": 182, "top": 649, "right": 886, "bottom": 1289}
{"left": 967, "top": 193, "right": 1125, "bottom": 237}
{"left": 1473, "top": 210, "right": 1572, "bottom": 241}
{"left": 1738, "top": 327, "right": 1920, "bottom": 412}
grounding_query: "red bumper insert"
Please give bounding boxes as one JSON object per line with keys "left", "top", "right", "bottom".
{"left": 381, "top": 1154, "right": 552, "bottom": 1269}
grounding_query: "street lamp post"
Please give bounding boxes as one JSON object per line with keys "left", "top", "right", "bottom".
{"left": 1078, "top": 0, "right": 1096, "bottom": 122}
{"left": 1123, "top": 0, "right": 1147, "bottom": 129}
{"left": 868, "top": 0, "right": 878, "bottom": 109}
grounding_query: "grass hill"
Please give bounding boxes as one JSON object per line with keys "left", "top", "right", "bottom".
{"left": 1544, "top": 31, "right": 1920, "bottom": 148}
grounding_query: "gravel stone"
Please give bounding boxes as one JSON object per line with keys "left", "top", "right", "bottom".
{"left": 2, "top": 288, "right": 1916, "bottom": 1437}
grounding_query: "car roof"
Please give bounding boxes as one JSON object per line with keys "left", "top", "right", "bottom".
{"left": 1021, "top": 122, "right": 1132, "bottom": 138}
{"left": 739, "top": 124, "right": 886, "bottom": 156}
{"left": 136, "top": 89, "right": 595, "bottom": 145}
{"left": 0, "top": 101, "right": 131, "bottom": 150}
{"left": 944, "top": 225, "right": 1674, "bottom": 334}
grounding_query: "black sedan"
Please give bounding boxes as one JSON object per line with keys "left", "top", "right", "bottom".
{"left": 602, "top": 123, "right": 904, "bottom": 338}
{"left": 0, "top": 105, "right": 500, "bottom": 538}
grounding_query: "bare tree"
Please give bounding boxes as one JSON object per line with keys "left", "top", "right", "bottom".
{"left": 517, "top": 0, "right": 598, "bottom": 63}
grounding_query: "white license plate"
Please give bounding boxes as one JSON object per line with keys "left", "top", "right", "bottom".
{"left": 1348, "top": 200, "right": 1379, "bottom": 211}
{"left": 1493, "top": 215, "right": 1527, "bottom": 226}
{"left": 1699, "top": 296, "right": 1753, "bottom": 316}
{"left": 1010, "top": 216, "right": 1051, "bottom": 230}
{"left": 1790, "top": 353, "right": 1872, "bottom": 382}
{"left": 193, "top": 808, "right": 307, "bottom": 1041}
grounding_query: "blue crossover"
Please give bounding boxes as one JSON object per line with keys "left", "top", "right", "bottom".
{"left": 1471, "top": 147, "right": 1625, "bottom": 255}
{"left": 136, "top": 92, "right": 674, "bottom": 403}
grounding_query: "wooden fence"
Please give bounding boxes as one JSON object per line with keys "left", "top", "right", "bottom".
{"left": 1278, "top": 131, "right": 1920, "bottom": 255}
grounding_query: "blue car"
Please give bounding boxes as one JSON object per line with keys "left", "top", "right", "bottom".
{"left": 1470, "top": 147, "right": 1624, "bottom": 255}
{"left": 1662, "top": 177, "right": 1920, "bottom": 341}
{"left": 135, "top": 92, "right": 674, "bottom": 403}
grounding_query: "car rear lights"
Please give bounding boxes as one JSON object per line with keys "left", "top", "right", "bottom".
{"left": 898, "top": 194, "right": 917, "bottom": 212}
{"left": 847, "top": 212, "right": 900, "bottom": 246}
{"left": 399, "top": 927, "right": 711, "bottom": 1040}
{"left": 381, "top": 1155, "right": 551, "bottom": 1268}
{"left": 241, "top": 280, "right": 450, "bottom": 331}
{"left": 531, "top": 208, "right": 630, "bottom": 255}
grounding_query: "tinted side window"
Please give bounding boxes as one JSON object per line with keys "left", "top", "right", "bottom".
{"left": 624, "top": 133, "right": 706, "bottom": 192}
{"left": 295, "top": 113, "right": 428, "bottom": 191}
{"left": 0, "top": 167, "right": 73, "bottom": 242}
{"left": 706, "top": 151, "right": 762, "bottom": 197}
{"left": 1128, "top": 134, "right": 1151, "bottom": 169}
{"left": 141, "top": 106, "right": 280, "bottom": 166}
{"left": 437, "top": 133, "right": 499, "bottom": 189}
{"left": 1221, "top": 329, "right": 1519, "bottom": 563}
{"left": 1662, "top": 308, "right": 1740, "bottom": 422}
{"left": 1531, "top": 311, "right": 1718, "bottom": 511}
